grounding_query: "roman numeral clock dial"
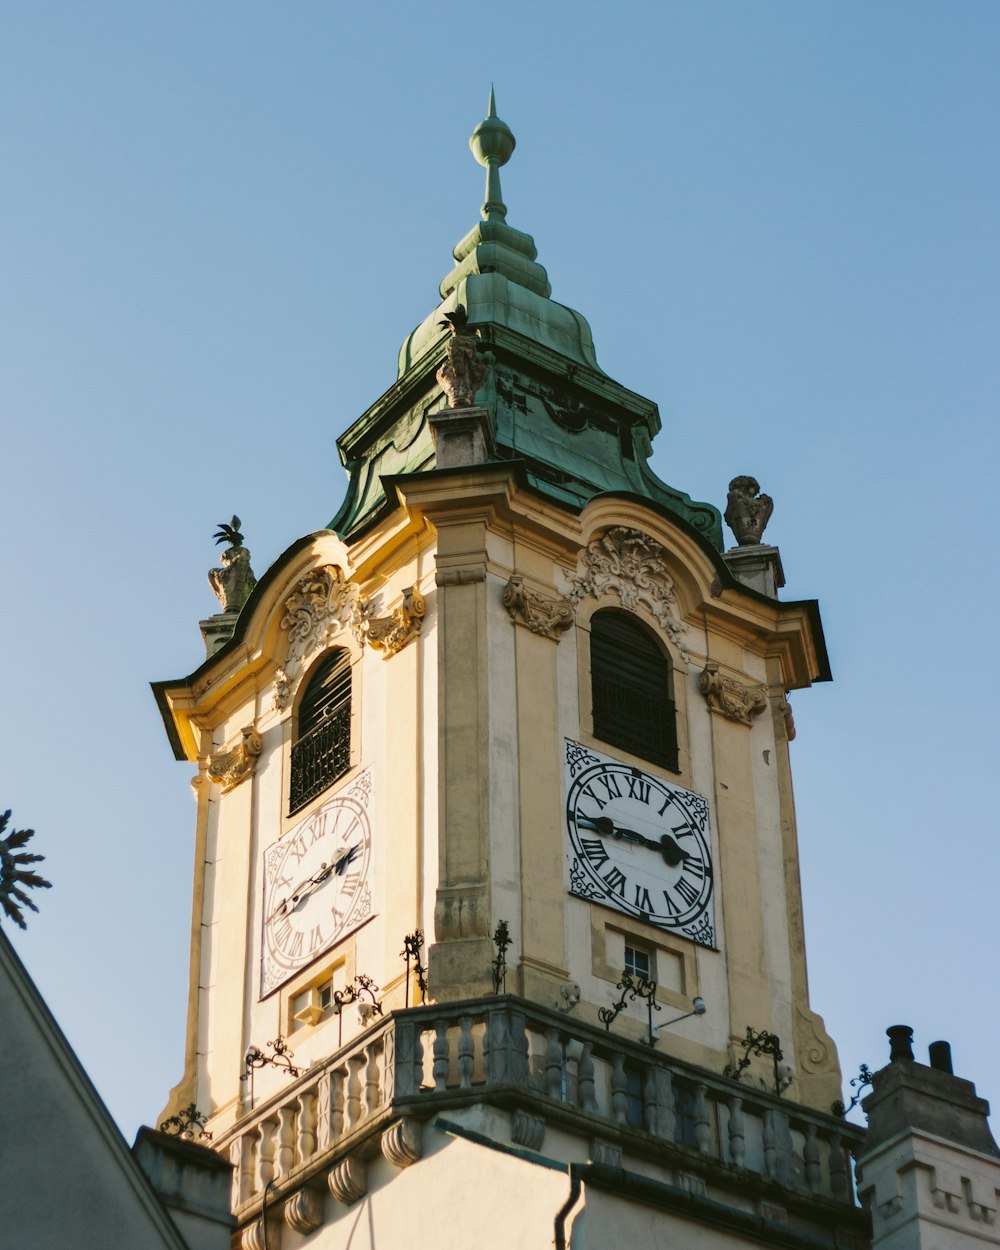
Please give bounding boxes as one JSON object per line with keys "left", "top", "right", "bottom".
{"left": 260, "top": 768, "right": 375, "bottom": 996}
{"left": 565, "top": 741, "right": 715, "bottom": 947}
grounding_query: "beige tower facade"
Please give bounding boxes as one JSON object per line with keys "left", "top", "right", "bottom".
{"left": 154, "top": 102, "right": 872, "bottom": 1248}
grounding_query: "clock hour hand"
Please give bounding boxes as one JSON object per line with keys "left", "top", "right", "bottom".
{"left": 578, "top": 815, "right": 691, "bottom": 868}
{"left": 268, "top": 843, "right": 363, "bottom": 922}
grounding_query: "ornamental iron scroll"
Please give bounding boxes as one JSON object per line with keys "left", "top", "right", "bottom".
{"left": 241, "top": 1035, "right": 300, "bottom": 1110}
{"left": 275, "top": 565, "right": 362, "bottom": 710}
{"left": 725, "top": 1027, "right": 787, "bottom": 1096}
{"left": 492, "top": 919, "right": 511, "bottom": 994}
{"left": 503, "top": 574, "right": 574, "bottom": 641}
{"left": 401, "top": 931, "right": 428, "bottom": 1007}
{"left": 598, "top": 971, "right": 662, "bottom": 1045}
{"left": 207, "top": 724, "right": 262, "bottom": 791}
{"left": 159, "top": 1103, "right": 213, "bottom": 1142}
{"left": 697, "top": 662, "right": 768, "bottom": 727}
{"left": 565, "top": 527, "right": 690, "bottom": 661}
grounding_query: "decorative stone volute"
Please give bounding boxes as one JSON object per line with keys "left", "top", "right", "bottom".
{"left": 724, "top": 477, "right": 773, "bottom": 547}
{"left": 207, "top": 724, "right": 262, "bottom": 791}
{"left": 273, "top": 565, "right": 361, "bottom": 710}
{"left": 208, "top": 516, "right": 257, "bottom": 613}
{"left": 381, "top": 1117, "right": 423, "bottom": 1169}
{"left": 503, "top": 575, "right": 574, "bottom": 641}
{"left": 435, "top": 305, "right": 488, "bottom": 408}
{"left": 357, "top": 586, "right": 426, "bottom": 657}
{"left": 698, "top": 662, "right": 768, "bottom": 727}
{"left": 327, "top": 1155, "right": 368, "bottom": 1205}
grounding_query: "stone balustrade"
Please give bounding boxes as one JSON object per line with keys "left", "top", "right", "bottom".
{"left": 215, "top": 995, "right": 865, "bottom": 1231}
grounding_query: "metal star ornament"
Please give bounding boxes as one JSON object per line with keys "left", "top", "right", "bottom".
{"left": 0, "top": 810, "right": 52, "bottom": 929}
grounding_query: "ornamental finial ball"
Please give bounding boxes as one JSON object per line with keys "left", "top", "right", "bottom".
{"left": 470, "top": 85, "right": 516, "bottom": 168}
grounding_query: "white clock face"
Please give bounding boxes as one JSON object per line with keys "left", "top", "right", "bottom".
{"left": 565, "top": 740, "right": 715, "bottom": 947}
{"left": 260, "top": 769, "right": 374, "bottom": 996}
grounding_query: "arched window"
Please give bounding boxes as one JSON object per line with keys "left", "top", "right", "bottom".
{"left": 590, "top": 609, "right": 678, "bottom": 771}
{"left": 289, "top": 649, "right": 352, "bottom": 814}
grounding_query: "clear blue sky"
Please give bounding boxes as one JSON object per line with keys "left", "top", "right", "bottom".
{"left": 3, "top": 3, "right": 998, "bottom": 1137}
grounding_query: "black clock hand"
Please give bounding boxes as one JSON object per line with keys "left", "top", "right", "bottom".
{"left": 269, "top": 842, "right": 363, "bottom": 922}
{"left": 578, "top": 814, "right": 691, "bottom": 868}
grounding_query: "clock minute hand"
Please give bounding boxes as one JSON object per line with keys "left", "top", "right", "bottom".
{"left": 580, "top": 815, "right": 691, "bottom": 868}
{"left": 268, "top": 862, "right": 335, "bottom": 922}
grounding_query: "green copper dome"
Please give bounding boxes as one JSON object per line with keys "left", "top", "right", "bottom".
{"left": 331, "top": 94, "right": 722, "bottom": 551}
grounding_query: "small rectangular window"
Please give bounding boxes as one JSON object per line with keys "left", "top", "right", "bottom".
{"left": 624, "top": 944, "right": 651, "bottom": 980}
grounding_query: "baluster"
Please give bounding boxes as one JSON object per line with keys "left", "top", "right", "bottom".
{"left": 345, "top": 1055, "right": 364, "bottom": 1127}
{"left": 256, "top": 1118, "right": 276, "bottom": 1193}
{"left": 727, "top": 1096, "right": 745, "bottom": 1167}
{"left": 610, "top": 1054, "right": 628, "bottom": 1125}
{"left": 276, "top": 1105, "right": 296, "bottom": 1177}
{"left": 773, "top": 1110, "right": 792, "bottom": 1184}
{"left": 392, "top": 1020, "right": 421, "bottom": 1098}
{"left": 763, "top": 1109, "right": 777, "bottom": 1179}
{"left": 829, "top": 1133, "right": 848, "bottom": 1198}
{"left": 578, "top": 1044, "right": 597, "bottom": 1113}
{"left": 230, "top": 1135, "right": 250, "bottom": 1208}
{"left": 803, "top": 1123, "right": 821, "bottom": 1191}
{"left": 458, "top": 1016, "right": 475, "bottom": 1089}
{"left": 654, "top": 1070, "right": 675, "bottom": 1142}
{"left": 297, "top": 1088, "right": 317, "bottom": 1162}
{"left": 365, "top": 1042, "right": 382, "bottom": 1115}
{"left": 315, "top": 1072, "right": 332, "bottom": 1152}
{"left": 642, "top": 1067, "right": 657, "bottom": 1134}
{"left": 544, "top": 1030, "right": 563, "bottom": 1101}
{"left": 433, "top": 1021, "right": 450, "bottom": 1092}
{"left": 331, "top": 1067, "right": 346, "bottom": 1140}
{"left": 693, "top": 1083, "right": 711, "bottom": 1155}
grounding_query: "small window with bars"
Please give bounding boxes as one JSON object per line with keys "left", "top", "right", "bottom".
{"left": 590, "top": 609, "right": 678, "bottom": 771}
{"left": 290, "top": 649, "right": 352, "bottom": 814}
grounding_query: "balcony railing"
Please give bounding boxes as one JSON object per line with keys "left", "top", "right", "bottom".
{"left": 216, "top": 995, "right": 865, "bottom": 1227}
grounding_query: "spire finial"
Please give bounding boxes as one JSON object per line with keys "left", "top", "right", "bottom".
{"left": 469, "top": 88, "right": 516, "bottom": 221}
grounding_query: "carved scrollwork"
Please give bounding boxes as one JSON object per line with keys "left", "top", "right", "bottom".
{"left": 283, "top": 1189, "right": 324, "bottom": 1234}
{"left": 207, "top": 724, "right": 262, "bottom": 791}
{"left": 565, "top": 527, "right": 690, "bottom": 661}
{"left": 327, "top": 1155, "right": 368, "bottom": 1205}
{"left": 381, "top": 1117, "right": 424, "bottom": 1169}
{"left": 697, "top": 662, "right": 768, "bottom": 727}
{"left": 274, "top": 566, "right": 362, "bottom": 709}
{"left": 503, "top": 575, "right": 574, "bottom": 641}
{"left": 357, "top": 586, "right": 426, "bottom": 657}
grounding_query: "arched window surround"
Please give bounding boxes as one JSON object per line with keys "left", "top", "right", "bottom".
{"left": 576, "top": 599, "right": 691, "bottom": 785}
{"left": 286, "top": 646, "right": 361, "bottom": 818}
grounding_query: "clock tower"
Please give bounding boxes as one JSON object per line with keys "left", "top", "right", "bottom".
{"left": 154, "top": 96, "right": 862, "bottom": 1249}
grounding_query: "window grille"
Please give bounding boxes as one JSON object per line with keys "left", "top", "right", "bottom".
{"left": 590, "top": 610, "right": 678, "bottom": 771}
{"left": 290, "top": 649, "right": 352, "bottom": 813}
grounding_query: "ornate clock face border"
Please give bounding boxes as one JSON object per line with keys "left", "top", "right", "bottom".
{"left": 564, "top": 739, "right": 715, "bottom": 948}
{"left": 259, "top": 767, "right": 376, "bottom": 998}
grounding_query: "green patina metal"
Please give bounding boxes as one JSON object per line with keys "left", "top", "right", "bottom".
{"left": 331, "top": 93, "right": 722, "bottom": 549}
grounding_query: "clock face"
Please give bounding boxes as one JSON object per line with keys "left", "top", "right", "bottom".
{"left": 565, "top": 740, "right": 715, "bottom": 947}
{"left": 260, "top": 768, "right": 374, "bottom": 996}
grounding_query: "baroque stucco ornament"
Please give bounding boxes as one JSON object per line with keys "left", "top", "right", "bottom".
{"left": 698, "top": 662, "right": 768, "bottom": 727}
{"left": 357, "top": 587, "right": 426, "bottom": 657}
{"left": 207, "top": 724, "right": 263, "bottom": 791}
{"left": 724, "top": 476, "right": 773, "bottom": 547}
{"left": 274, "top": 565, "right": 362, "bottom": 710}
{"left": 566, "top": 527, "right": 690, "bottom": 661}
{"left": 503, "top": 574, "right": 574, "bottom": 641}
